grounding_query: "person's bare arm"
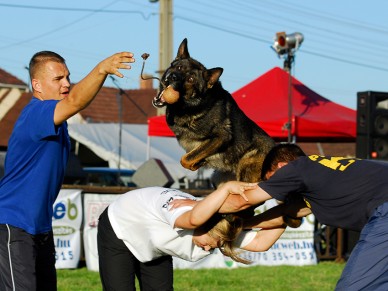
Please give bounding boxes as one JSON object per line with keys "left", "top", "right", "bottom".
{"left": 239, "top": 200, "right": 311, "bottom": 252}
{"left": 174, "top": 181, "right": 257, "bottom": 229}
{"left": 242, "top": 227, "right": 286, "bottom": 252}
{"left": 244, "top": 199, "right": 312, "bottom": 229}
{"left": 54, "top": 52, "right": 135, "bottom": 125}
{"left": 243, "top": 203, "right": 287, "bottom": 229}
{"left": 218, "top": 186, "right": 272, "bottom": 213}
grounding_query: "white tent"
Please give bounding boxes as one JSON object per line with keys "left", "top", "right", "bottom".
{"left": 68, "top": 123, "right": 209, "bottom": 186}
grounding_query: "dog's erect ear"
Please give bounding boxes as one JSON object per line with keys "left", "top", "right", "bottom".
{"left": 176, "top": 38, "right": 190, "bottom": 59}
{"left": 207, "top": 68, "right": 223, "bottom": 88}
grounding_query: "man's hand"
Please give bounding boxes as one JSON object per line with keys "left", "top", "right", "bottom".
{"left": 218, "top": 181, "right": 258, "bottom": 202}
{"left": 98, "top": 52, "right": 135, "bottom": 78}
{"left": 218, "top": 184, "right": 272, "bottom": 214}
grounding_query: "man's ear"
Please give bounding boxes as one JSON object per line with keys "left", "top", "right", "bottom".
{"left": 264, "top": 162, "right": 289, "bottom": 180}
{"left": 31, "top": 79, "right": 41, "bottom": 93}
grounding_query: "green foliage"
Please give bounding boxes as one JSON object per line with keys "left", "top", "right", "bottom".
{"left": 57, "top": 262, "right": 344, "bottom": 291}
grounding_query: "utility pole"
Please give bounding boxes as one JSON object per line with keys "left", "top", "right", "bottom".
{"left": 151, "top": 0, "right": 173, "bottom": 115}
{"left": 158, "top": 0, "right": 173, "bottom": 78}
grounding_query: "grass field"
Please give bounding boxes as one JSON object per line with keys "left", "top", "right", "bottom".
{"left": 57, "top": 261, "right": 345, "bottom": 291}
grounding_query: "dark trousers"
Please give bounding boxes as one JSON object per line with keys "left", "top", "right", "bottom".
{"left": 97, "top": 208, "right": 174, "bottom": 291}
{"left": 0, "top": 224, "right": 57, "bottom": 291}
{"left": 335, "top": 202, "right": 388, "bottom": 291}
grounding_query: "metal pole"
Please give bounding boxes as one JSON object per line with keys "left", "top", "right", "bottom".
{"left": 116, "top": 92, "right": 123, "bottom": 177}
{"left": 284, "top": 53, "right": 294, "bottom": 143}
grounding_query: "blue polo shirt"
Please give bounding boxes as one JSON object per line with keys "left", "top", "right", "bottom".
{"left": 0, "top": 97, "right": 70, "bottom": 235}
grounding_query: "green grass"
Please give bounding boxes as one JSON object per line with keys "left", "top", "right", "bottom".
{"left": 57, "top": 261, "right": 344, "bottom": 291}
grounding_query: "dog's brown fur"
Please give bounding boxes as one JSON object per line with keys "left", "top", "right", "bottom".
{"left": 153, "top": 39, "right": 275, "bottom": 184}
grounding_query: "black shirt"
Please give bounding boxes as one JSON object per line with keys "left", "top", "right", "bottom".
{"left": 260, "top": 155, "right": 388, "bottom": 231}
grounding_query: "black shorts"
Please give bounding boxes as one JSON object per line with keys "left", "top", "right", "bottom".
{"left": 0, "top": 224, "right": 57, "bottom": 291}
{"left": 97, "top": 208, "right": 173, "bottom": 291}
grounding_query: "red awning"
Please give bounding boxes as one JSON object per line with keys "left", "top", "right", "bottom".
{"left": 148, "top": 115, "right": 175, "bottom": 137}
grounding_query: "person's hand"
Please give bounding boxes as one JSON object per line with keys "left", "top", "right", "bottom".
{"left": 98, "top": 52, "right": 135, "bottom": 78}
{"left": 169, "top": 198, "right": 197, "bottom": 210}
{"left": 219, "top": 181, "right": 258, "bottom": 202}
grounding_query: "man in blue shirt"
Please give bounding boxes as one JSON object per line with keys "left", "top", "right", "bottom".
{"left": 0, "top": 50, "right": 134, "bottom": 290}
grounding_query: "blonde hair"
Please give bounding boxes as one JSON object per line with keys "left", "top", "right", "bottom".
{"left": 207, "top": 214, "right": 251, "bottom": 264}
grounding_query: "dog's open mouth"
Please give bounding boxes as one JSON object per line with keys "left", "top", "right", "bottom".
{"left": 152, "top": 93, "right": 165, "bottom": 108}
{"left": 153, "top": 85, "right": 180, "bottom": 108}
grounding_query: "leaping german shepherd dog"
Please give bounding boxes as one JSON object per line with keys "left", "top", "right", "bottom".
{"left": 152, "top": 38, "right": 275, "bottom": 185}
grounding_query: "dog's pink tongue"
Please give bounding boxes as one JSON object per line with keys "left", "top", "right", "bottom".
{"left": 163, "top": 86, "right": 179, "bottom": 104}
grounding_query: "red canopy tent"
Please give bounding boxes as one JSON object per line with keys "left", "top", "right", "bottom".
{"left": 148, "top": 114, "right": 175, "bottom": 137}
{"left": 148, "top": 67, "right": 356, "bottom": 142}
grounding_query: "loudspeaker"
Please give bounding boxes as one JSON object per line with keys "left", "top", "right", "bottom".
{"left": 132, "top": 158, "right": 174, "bottom": 188}
{"left": 356, "top": 91, "right": 388, "bottom": 159}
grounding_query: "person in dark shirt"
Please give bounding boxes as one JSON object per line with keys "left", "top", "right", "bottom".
{"left": 221, "top": 143, "right": 388, "bottom": 291}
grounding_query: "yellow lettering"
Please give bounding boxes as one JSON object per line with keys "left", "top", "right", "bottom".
{"left": 338, "top": 159, "right": 356, "bottom": 171}
{"left": 308, "top": 155, "right": 358, "bottom": 172}
{"left": 303, "top": 198, "right": 311, "bottom": 208}
{"left": 309, "top": 155, "right": 320, "bottom": 161}
{"left": 318, "top": 157, "right": 343, "bottom": 170}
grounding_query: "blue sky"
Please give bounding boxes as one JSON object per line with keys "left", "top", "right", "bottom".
{"left": 1, "top": 0, "right": 387, "bottom": 110}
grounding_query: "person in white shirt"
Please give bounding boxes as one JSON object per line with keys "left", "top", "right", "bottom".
{"left": 97, "top": 181, "right": 287, "bottom": 290}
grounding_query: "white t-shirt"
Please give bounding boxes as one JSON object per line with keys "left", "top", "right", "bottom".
{"left": 108, "top": 187, "right": 256, "bottom": 263}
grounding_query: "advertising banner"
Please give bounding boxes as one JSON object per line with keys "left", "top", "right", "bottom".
{"left": 83, "top": 193, "right": 118, "bottom": 271}
{"left": 52, "top": 189, "right": 83, "bottom": 269}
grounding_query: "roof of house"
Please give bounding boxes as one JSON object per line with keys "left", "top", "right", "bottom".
{"left": 0, "top": 68, "right": 27, "bottom": 87}
{"left": 0, "top": 92, "right": 31, "bottom": 147}
{"left": 79, "top": 86, "right": 157, "bottom": 123}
